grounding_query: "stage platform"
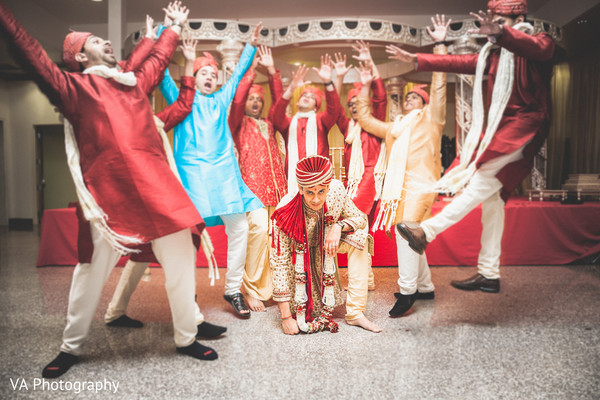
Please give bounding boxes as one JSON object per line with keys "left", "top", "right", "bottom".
{"left": 36, "top": 197, "right": 600, "bottom": 267}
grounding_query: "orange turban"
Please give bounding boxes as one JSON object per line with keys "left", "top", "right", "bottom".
{"left": 487, "top": 0, "right": 528, "bottom": 16}
{"left": 249, "top": 84, "right": 265, "bottom": 102}
{"left": 300, "top": 86, "right": 324, "bottom": 110}
{"left": 193, "top": 52, "right": 219, "bottom": 75}
{"left": 62, "top": 31, "right": 92, "bottom": 72}
{"left": 347, "top": 82, "right": 362, "bottom": 103}
{"left": 408, "top": 84, "right": 430, "bottom": 105}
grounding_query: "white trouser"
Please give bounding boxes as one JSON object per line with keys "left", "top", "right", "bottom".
{"left": 220, "top": 212, "right": 249, "bottom": 296}
{"left": 104, "top": 260, "right": 205, "bottom": 325}
{"left": 395, "top": 231, "right": 435, "bottom": 295}
{"left": 61, "top": 226, "right": 198, "bottom": 354}
{"left": 421, "top": 144, "right": 527, "bottom": 279}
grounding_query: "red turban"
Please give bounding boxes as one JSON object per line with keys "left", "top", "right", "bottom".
{"left": 193, "top": 52, "right": 219, "bottom": 75}
{"left": 408, "top": 84, "right": 430, "bottom": 105}
{"left": 249, "top": 84, "right": 265, "bottom": 102}
{"left": 296, "top": 155, "right": 333, "bottom": 188}
{"left": 487, "top": 0, "right": 528, "bottom": 16}
{"left": 300, "top": 86, "right": 324, "bottom": 110}
{"left": 347, "top": 82, "right": 362, "bottom": 103}
{"left": 62, "top": 31, "right": 92, "bottom": 72}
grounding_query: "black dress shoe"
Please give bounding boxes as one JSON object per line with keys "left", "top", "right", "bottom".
{"left": 416, "top": 290, "right": 435, "bottom": 300}
{"left": 389, "top": 293, "right": 417, "bottom": 317}
{"left": 224, "top": 293, "right": 251, "bottom": 319}
{"left": 396, "top": 222, "right": 428, "bottom": 255}
{"left": 451, "top": 273, "right": 500, "bottom": 293}
{"left": 394, "top": 291, "right": 434, "bottom": 300}
{"left": 106, "top": 314, "right": 144, "bottom": 328}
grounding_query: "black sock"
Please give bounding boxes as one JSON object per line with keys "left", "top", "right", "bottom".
{"left": 196, "top": 321, "right": 227, "bottom": 338}
{"left": 177, "top": 341, "right": 218, "bottom": 360}
{"left": 42, "top": 352, "right": 79, "bottom": 379}
{"left": 106, "top": 315, "right": 144, "bottom": 328}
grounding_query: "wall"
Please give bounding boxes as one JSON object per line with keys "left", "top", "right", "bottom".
{"left": 0, "top": 81, "right": 61, "bottom": 225}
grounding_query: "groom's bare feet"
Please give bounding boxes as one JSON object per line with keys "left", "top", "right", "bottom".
{"left": 245, "top": 294, "right": 266, "bottom": 312}
{"left": 346, "top": 316, "right": 382, "bottom": 333}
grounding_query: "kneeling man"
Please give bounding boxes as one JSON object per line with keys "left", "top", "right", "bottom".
{"left": 271, "top": 155, "right": 380, "bottom": 334}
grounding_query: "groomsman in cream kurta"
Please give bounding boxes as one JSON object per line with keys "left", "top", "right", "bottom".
{"left": 356, "top": 14, "right": 450, "bottom": 318}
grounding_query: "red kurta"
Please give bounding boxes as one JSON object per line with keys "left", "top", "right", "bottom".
{"left": 417, "top": 25, "right": 555, "bottom": 199}
{"left": 272, "top": 87, "right": 342, "bottom": 171}
{"left": 337, "top": 78, "right": 387, "bottom": 215}
{"left": 0, "top": 4, "right": 204, "bottom": 242}
{"left": 229, "top": 70, "right": 287, "bottom": 206}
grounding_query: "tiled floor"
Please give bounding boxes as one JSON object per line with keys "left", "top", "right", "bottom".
{"left": 1, "top": 227, "right": 599, "bottom": 399}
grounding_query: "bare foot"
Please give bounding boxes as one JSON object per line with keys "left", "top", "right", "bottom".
{"left": 245, "top": 294, "right": 266, "bottom": 312}
{"left": 346, "top": 316, "right": 381, "bottom": 333}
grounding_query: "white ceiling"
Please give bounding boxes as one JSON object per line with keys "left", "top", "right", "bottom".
{"left": 1, "top": 0, "right": 599, "bottom": 78}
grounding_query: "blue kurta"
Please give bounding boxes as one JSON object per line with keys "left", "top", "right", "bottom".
{"left": 159, "top": 40, "right": 262, "bottom": 226}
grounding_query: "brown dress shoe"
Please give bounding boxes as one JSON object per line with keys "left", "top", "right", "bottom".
{"left": 451, "top": 273, "right": 500, "bottom": 293}
{"left": 396, "top": 222, "right": 428, "bottom": 255}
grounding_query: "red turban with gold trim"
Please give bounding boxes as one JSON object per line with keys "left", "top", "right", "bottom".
{"left": 296, "top": 155, "right": 333, "bottom": 188}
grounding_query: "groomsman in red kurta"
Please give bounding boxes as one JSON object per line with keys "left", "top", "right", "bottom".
{"left": 229, "top": 46, "right": 288, "bottom": 311}
{"left": 393, "top": 0, "right": 555, "bottom": 293}
{"left": 272, "top": 55, "right": 343, "bottom": 195}
{"left": 0, "top": 1, "right": 219, "bottom": 379}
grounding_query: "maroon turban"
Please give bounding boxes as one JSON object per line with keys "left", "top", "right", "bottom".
{"left": 62, "top": 31, "right": 92, "bottom": 72}
{"left": 300, "top": 86, "right": 324, "bottom": 110}
{"left": 296, "top": 155, "right": 333, "bottom": 188}
{"left": 487, "top": 0, "right": 528, "bottom": 16}
{"left": 408, "top": 84, "right": 430, "bottom": 105}
{"left": 193, "top": 52, "right": 219, "bottom": 75}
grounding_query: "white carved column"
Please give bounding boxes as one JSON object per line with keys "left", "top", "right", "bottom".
{"left": 216, "top": 39, "right": 244, "bottom": 85}
{"left": 108, "top": 0, "right": 125, "bottom": 60}
{"left": 385, "top": 77, "right": 407, "bottom": 121}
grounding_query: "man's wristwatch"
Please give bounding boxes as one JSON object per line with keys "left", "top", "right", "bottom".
{"left": 323, "top": 81, "right": 334, "bottom": 87}
{"left": 336, "top": 221, "right": 345, "bottom": 230}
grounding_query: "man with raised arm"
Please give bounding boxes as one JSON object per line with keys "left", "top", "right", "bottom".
{"left": 356, "top": 15, "right": 450, "bottom": 317}
{"left": 390, "top": 0, "right": 555, "bottom": 294}
{"left": 229, "top": 45, "right": 287, "bottom": 312}
{"left": 158, "top": 21, "right": 264, "bottom": 319}
{"left": 271, "top": 56, "right": 343, "bottom": 195}
{"left": 0, "top": 1, "right": 220, "bottom": 379}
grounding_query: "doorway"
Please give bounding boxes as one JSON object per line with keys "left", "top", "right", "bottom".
{"left": 35, "top": 124, "right": 77, "bottom": 223}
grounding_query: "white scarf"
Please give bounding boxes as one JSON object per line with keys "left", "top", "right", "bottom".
{"left": 63, "top": 66, "right": 140, "bottom": 254}
{"left": 373, "top": 108, "right": 423, "bottom": 232}
{"left": 373, "top": 141, "right": 387, "bottom": 201}
{"left": 83, "top": 65, "right": 137, "bottom": 86}
{"left": 287, "top": 110, "right": 318, "bottom": 195}
{"left": 154, "top": 117, "right": 220, "bottom": 285}
{"left": 345, "top": 119, "right": 364, "bottom": 198}
{"left": 426, "top": 22, "right": 534, "bottom": 194}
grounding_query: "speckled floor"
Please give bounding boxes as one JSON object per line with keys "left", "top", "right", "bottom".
{"left": 1, "top": 227, "right": 599, "bottom": 399}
